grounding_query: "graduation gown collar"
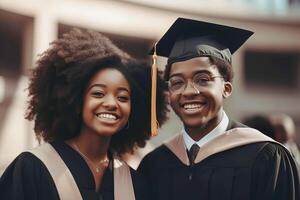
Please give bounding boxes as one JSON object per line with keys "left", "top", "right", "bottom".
{"left": 28, "top": 143, "right": 136, "bottom": 200}
{"left": 113, "top": 156, "right": 136, "bottom": 200}
{"left": 165, "top": 127, "right": 276, "bottom": 166}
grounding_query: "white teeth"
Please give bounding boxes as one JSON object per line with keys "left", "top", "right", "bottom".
{"left": 97, "top": 113, "right": 117, "bottom": 120}
{"left": 183, "top": 104, "right": 201, "bottom": 109}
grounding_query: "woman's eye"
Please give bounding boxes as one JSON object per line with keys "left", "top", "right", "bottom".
{"left": 91, "top": 91, "right": 104, "bottom": 98}
{"left": 118, "top": 96, "right": 130, "bottom": 102}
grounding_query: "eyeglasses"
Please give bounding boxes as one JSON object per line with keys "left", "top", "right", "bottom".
{"left": 167, "top": 73, "right": 223, "bottom": 94}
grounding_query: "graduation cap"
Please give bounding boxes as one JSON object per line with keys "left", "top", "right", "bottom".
{"left": 151, "top": 17, "right": 254, "bottom": 65}
{"left": 149, "top": 17, "right": 253, "bottom": 136}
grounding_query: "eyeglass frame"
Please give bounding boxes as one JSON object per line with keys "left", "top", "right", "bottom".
{"left": 166, "top": 73, "right": 224, "bottom": 94}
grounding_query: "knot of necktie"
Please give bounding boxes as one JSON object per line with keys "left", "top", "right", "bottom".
{"left": 188, "top": 143, "right": 200, "bottom": 164}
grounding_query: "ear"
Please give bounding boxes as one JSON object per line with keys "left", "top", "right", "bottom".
{"left": 222, "top": 82, "right": 233, "bottom": 99}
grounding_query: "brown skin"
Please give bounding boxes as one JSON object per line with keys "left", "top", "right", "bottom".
{"left": 67, "top": 68, "right": 131, "bottom": 191}
{"left": 168, "top": 57, "right": 232, "bottom": 141}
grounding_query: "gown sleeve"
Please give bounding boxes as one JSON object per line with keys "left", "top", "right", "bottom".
{"left": 251, "top": 143, "right": 300, "bottom": 200}
{"left": 0, "top": 152, "right": 59, "bottom": 200}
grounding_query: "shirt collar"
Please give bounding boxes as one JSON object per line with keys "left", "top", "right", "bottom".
{"left": 183, "top": 110, "right": 229, "bottom": 151}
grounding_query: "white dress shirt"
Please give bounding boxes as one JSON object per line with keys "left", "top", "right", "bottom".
{"left": 183, "top": 110, "right": 229, "bottom": 151}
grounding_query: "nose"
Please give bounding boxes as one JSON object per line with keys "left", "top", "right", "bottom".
{"left": 102, "top": 94, "right": 117, "bottom": 110}
{"left": 182, "top": 81, "right": 200, "bottom": 97}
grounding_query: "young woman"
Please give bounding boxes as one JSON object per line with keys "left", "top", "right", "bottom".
{"left": 0, "top": 29, "right": 168, "bottom": 200}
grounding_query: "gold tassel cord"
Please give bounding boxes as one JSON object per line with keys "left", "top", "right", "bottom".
{"left": 151, "top": 43, "right": 158, "bottom": 136}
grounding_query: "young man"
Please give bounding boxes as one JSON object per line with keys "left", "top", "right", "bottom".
{"left": 138, "top": 17, "right": 299, "bottom": 200}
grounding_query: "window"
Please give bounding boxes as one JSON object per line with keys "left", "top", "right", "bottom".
{"left": 244, "top": 50, "right": 300, "bottom": 89}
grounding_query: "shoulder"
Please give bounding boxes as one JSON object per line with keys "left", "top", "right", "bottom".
{"left": 3, "top": 152, "right": 47, "bottom": 175}
{"left": 129, "top": 167, "right": 151, "bottom": 200}
{"left": 139, "top": 145, "right": 170, "bottom": 165}
{"left": 228, "top": 141, "right": 290, "bottom": 161}
{"left": 249, "top": 141, "right": 299, "bottom": 176}
{"left": 204, "top": 141, "right": 292, "bottom": 168}
{"left": 254, "top": 142, "right": 296, "bottom": 164}
{"left": 0, "top": 151, "right": 54, "bottom": 184}
{"left": 250, "top": 142, "right": 300, "bottom": 198}
{"left": 130, "top": 167, "right": 148, "bottom": 186}
{"left": 138, "top": 144, "right": 180, "bottom": 174}
{"left": 0, "top": 152, "right": 57, "bottom": 200}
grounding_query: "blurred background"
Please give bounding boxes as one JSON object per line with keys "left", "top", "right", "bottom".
{"left": 0, "top": 0, "right": 300, "bottom": 172}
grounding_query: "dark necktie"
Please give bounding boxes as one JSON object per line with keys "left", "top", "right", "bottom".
{"left": 188, "top": 143, "right": 200, "bottom": 164}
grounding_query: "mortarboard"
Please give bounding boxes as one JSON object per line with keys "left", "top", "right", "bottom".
{"left": 149, "top": 18, "right": 253, "bottom": 136}
{"left": 151, "top": 17, "right": 254, "bottom": 65}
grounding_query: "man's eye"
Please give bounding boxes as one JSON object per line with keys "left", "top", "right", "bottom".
{"left": 194, "top": 75, "right": 211, "bottom": 84}
{"left": 175, "top": 80, "right": 184, "bottom": 84}
{"left": 199, "top": 77, "right": 210, "bottom": 82}
{"left": 170, "top": 79, "right": 184, "bottom": 86}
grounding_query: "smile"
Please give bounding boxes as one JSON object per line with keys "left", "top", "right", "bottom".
{"left": 96, "top": 113, "right": 118, "bottom": 120}
{"left": 183, "top": 104, "right": 202, "bottom": 109}
{"left": 182, "top": 103, "right": 206, "bottom": 114}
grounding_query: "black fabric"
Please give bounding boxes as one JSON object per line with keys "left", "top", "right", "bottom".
{"left": 138, "top": 121, "right": 300, "bottom": 200}
{"left": 0, "top": 141, "right": 150, "bottom": 200}
{"left": 150, "top": 17, "right": 253, "bottom": 65}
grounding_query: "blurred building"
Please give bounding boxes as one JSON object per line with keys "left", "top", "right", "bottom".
{"left": 0, "top": 0, "right": 300, "bottom": 172}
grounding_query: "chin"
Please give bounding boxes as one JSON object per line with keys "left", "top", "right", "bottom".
{"left": 182, "top": 115, "right": 210, "bottom": 128}
{"left": 96, "top": 127, "right": 121, "bottom": 136}
{"left": 183, "top": 120, "right": 206, "bottom": 129}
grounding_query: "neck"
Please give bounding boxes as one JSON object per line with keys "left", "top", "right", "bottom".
{"left": 185, "top": 110, "right": 224, "bottom": 141}
{"left": 185, "top": 125, "right": 210, "bottom": 141}
{"left": 67, "top": 131, "right": 111, "bottom": 162}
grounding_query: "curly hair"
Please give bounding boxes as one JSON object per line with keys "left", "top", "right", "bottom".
{"left": 109, "top": 59, "right": 169, "bottom": 153}
{"left": 163, "top": 56, "right": 234, "bottom": 82}
{"left": 26, "top": 29, "right": 168, "bottom": 154}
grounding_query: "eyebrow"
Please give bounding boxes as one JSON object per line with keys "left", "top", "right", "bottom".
{"left": 87, "top": 84, "right": 130, "bottom": 93}
{"left": 193, "top": 70, "right": 213, "bottom": 76}
{"left": 169, "top": 69, "right": 213, "bottom": 78}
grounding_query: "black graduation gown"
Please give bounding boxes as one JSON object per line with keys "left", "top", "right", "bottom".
{"left": 0, "top": 141, "right": 150, "bottom": 200}
{"left": 138, "top": 121, "right": 300, "bottom": 200}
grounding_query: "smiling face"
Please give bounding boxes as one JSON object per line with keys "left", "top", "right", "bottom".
{"left": 81, "top": 67, "right": 131, "bottom": 137}
{"left": 168, "top": 57, "right": 232, "bottom": 137}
